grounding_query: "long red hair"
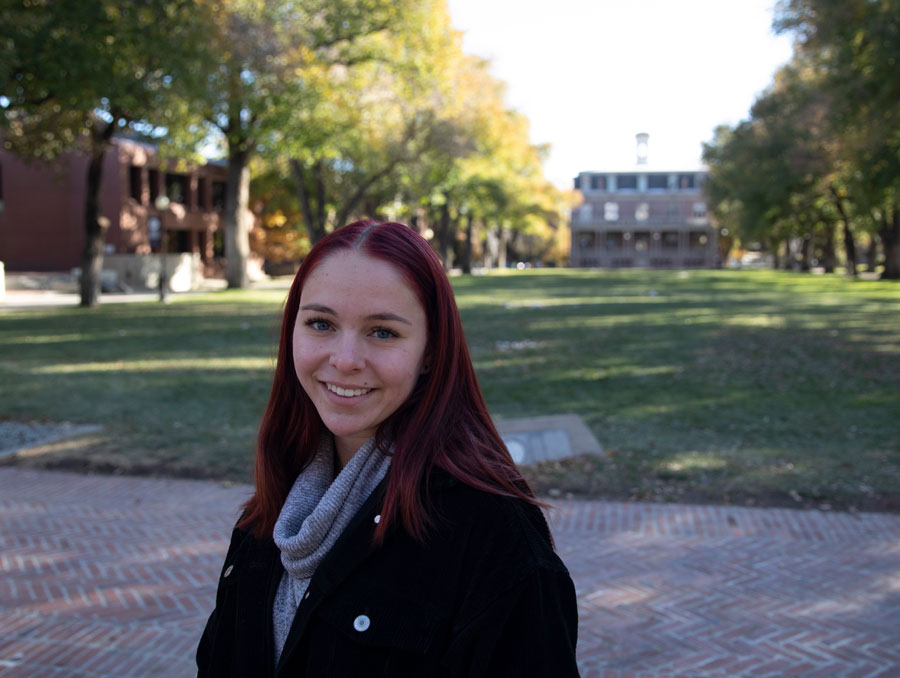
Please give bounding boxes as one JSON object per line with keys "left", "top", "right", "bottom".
{"left": 239, "top": 220, "right": 539, "bottom": 542}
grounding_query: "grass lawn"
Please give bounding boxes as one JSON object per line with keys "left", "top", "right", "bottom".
{"left": 2, "top": 269, "right": 898, "bottom": 512}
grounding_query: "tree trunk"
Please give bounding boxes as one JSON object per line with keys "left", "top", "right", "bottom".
{"left": 497, "top": 227, "right": 510, "bottom": 269}
{"left": 796, "top": 235, "right": 812, "bottom": 271}
{"left": 461, "top": 214, "right": 473, "bottom": 274}
{"left": 314, "top": 161, "right": 327, "bottom": 238}
{"left": 225, "top": 146, "right": 251, "bottom": 288}
{"left": 879, "top": 208, "right": 900, "bottom": 280}
{"left": 865, "top": 237, "right": 878, "bottom": 272}
{"left": 438, "top": 202, "right": 453, "bottom": 272}
{"left": 829, "top": 185, "right": 857, "bottom": 276}
{"left": 820, "top": 223, "right": 836, "bottom": 273}
{"left": 843, "top": 222, "right": 858, "bottom": 276}
{"left": 79, "top": 120, "right": 116, "bottom": 307}
{"left": 769, "top": 239, "right": 780, "bottom": 270}
{"left": 484, "top": 226, "right": 499, "bottom": 269}
{"left": 290, "top": 159, "right": 327, "bottom": 245}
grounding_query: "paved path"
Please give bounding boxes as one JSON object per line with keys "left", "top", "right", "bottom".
{"left": 1, "top": 469, "right": 899, "bottom": 677}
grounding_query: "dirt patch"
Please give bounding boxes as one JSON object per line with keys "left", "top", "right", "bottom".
{"left": 2, "top": 431, "right": 252, "bottom": 483}
{"left": 520, "top": 453, "right": 900, "bottom": 514}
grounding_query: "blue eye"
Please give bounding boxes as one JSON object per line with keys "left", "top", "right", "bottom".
{"left": 305, "top": 318, "right": 331, "bottom": 332}
{"left": 373, "top": 327, "right": 397, "bottom": 340}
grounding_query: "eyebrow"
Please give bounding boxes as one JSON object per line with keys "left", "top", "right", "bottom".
{"left": 299, "top": 303, "right": 412, "bottom": 325}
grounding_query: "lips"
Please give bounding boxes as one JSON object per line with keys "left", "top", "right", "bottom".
{"left": 326, "top": 383, "right": 373, "bottom": 398}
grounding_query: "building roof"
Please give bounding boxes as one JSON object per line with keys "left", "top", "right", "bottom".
{"left": 576, "top": 162, "right": 708, "bottom": 176}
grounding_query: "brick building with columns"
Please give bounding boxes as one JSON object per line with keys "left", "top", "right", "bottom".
{"left": 0, "top": 137, "right": 240, "bottom": 282}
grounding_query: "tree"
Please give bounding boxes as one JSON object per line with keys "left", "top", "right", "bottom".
{"left": 704, "top": 1, "right": 900, "bottom": 278}
{"left": 704, "top": 59, "right": 862, "bottom": 273}
{"left": 193, "top": 0, "right": 422, "bottom": 287}
{"left": 275, "top": 0, "right": 460, "bottom": 245}
{"left": 211, "top": 1, "right": 562, "bottom": 269}
{"left": 393, "top": 53, "right": 561, "bottom": 271}
{"left": 0, "top": 0, "right": 211, "bottom": 306}
{"left": 775, "top": 0, "right": 900, "bottom": 278}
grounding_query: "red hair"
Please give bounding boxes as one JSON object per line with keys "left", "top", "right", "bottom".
{"left": 239, "top": 220, "right": 540, "bottom": 542}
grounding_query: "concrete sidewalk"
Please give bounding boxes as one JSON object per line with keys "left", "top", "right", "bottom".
{"left": 0, "top": 273, "right": 291, "bottom": 311}
{"left": 0, "top": 284, "right": 234, "bottom": 312}
{"left": 1, "top": 468, "right": 899, "bottom": 677}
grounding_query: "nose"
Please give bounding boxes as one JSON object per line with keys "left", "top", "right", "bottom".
{"left": 329, "top": 334, "right": 365, "bottom": 372}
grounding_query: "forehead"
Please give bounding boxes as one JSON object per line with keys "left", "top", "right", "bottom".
{"left": 300, "top": 250, "right": 423, "bottom": 313}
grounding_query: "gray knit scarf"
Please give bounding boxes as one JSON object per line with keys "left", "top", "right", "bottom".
{"left": 271, "top": 434, "right": 391, "bottom": 664}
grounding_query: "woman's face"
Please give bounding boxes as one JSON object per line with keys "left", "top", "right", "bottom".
{"left": 293, "top": 250, "right": 429, "bottom": 464}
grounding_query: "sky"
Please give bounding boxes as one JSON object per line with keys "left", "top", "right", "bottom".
{"left": 446, "top": 0, "right": 795, "bottom": 189}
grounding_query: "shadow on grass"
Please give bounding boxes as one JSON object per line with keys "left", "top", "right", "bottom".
{"left": 2, "top": 271, "right": 898, "bottom": 510}
{"left": 461, "top": 272, "right": 899, "bottom": 511}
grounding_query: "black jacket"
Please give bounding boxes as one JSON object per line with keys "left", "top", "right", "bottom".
{"left": 196, "top": 473, "right": 579, "bottom": 677}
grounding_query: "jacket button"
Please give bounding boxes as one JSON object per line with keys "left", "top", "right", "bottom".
{"left": 223, "top": 565, "right": 233, "bottom": 578}
{"left": 353, "top": 615, "right": 371, "bottom": 632}
{"left": 373, "top": 514, "right": 381, "bottom": 524}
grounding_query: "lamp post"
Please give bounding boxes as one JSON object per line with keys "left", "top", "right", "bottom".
{"left": 154, "top": 195, "right": 171, "bottom": 302}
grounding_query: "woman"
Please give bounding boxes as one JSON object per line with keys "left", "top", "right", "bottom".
{"left": 197, "top": 220, "right": 579, "bottom": 677}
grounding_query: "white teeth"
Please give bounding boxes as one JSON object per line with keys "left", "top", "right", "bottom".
{"left": 327, "top": 383, "right": 372, "bottom": 397}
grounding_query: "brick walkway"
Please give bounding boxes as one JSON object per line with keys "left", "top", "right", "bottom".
{"left": 1, "top": 468, "right": 899, "bottom": 677}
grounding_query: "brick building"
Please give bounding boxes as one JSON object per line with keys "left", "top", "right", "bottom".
{"left": 0, "top": 137, "right": 231, "bottom": 279}
{"left": 570, "top": 134, "right": 715, "bottom": 268}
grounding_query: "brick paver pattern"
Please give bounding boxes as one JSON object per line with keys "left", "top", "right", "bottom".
{"left": 1, "top": 468, "right": 899, "bottom": 678}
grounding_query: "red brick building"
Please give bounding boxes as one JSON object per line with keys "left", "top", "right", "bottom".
{"left": 0, "top": 137, "right": 229, "bottom": 275}
{"left": 570, "top": 135, "right": 716, "bottom": 269}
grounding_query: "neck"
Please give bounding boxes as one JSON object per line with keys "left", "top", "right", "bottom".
{"left": 334, "top": 436, "right": 364, "bottom": 469}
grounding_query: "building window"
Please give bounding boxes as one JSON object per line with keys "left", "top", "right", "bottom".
{"left": 616, "top": 174, "right": 637, "bottom": 191}
{"left": 590, "top": 175, "right": 607, "bottom": 191}
{"left": 662, "top": 231, "right": 679, "bottom": 249}
{"left": 148, "top": 168, "right": 160, "bottom": 203}
{"left": 213, "top": 230, "right": 225, "bottom": 257}
{"left": 165, "top": 173, "right": 189, "bottom": 205}
{"left": 647, "top": 174, "right": 668, "bottom": 190}
{"left": 577, "top": 203, "right": 593, "bottom": 223}
{"left": 667, "top": 204, "right": 679, "bottom": 218}
{"left": 689, "top": 231, "right": 709, "bottom": 248}
{"left": 129, "top": 166, "right": 143, "bottom": 203}
{"left": 678, "top": 174, "right": 696, "bottom": 190}
{"left": 693, "top": 202, "right": 707, "bottom": 218}
{"left": 577, "top": 232, "right": 596, "bottom": 249}
{"left": 604, "top": 202, "right": 619, "bottom": 221}
{"left": 635, "top": 202, "right": 649, "bottom": 222}
{"left": 174, "top": 229, "right": 191, "bottom": 253}
{"left": 197, "top": 177, "right": 209, "bottom": 211}
{"left": 605, "top": 232, "right": 623, "bottom": 250}
{"left": 212, "top": 181, "right": 227, "bottom": 210}
{"left": 634, "top": 231, "right": 650, "bottom": 252}
{"left": 573, "top": 176, "right": 581, "bottom": 190}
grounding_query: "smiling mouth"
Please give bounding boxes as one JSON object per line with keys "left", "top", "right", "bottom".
{"left": 326, "top": 383, "right": 373, "bottom": 398}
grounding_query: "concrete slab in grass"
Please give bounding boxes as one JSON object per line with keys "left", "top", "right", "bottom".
{"left": 0, "top": 421, "right": 103, "bottom": 458}
{"left": 494, "top": 414, "right": 602, "bottom": 466}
